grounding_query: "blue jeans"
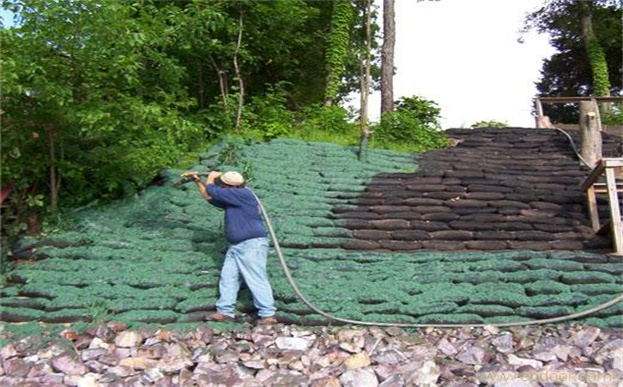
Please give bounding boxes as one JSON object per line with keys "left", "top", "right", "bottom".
{"left": 216, "top": 237, "right": 276, "bottom": 318}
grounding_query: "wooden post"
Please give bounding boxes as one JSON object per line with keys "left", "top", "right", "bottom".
{"left": 605, "top": 167, "right": 622, "bottom": 255}
{"left": 535, "top": 97, "right": 544, "bottom": 117}
{"left": 586, "top": 185, "right": 600, "bottom": 231}
{"left": 579, "top": 100, "right": 603, "bottom": 168}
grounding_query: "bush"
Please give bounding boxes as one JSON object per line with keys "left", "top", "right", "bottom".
{"left": 602, "top": 105, "right": 623, "bottom": 125}
{"left": 297, "top": 104, "right": 355, "bottom": 135}
{"left": 244, "top": 89, "right": 295, "bottom": 141}
{"left": 372, "top": 96, "right": 448, "bottom": 152}
{"left": 471, "top": 120, "right": 508, "bottom": 128}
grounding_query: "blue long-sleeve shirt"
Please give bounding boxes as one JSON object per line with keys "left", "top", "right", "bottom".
{"left": 205, "top": 184, "right": 267, "bottom": 244}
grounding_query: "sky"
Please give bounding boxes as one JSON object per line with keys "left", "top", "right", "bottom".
{"left": 348, "top": 0, "right": 557, "bottom": 128}
{"left": 1, "top": 1, "right": 556, "bottom": 129}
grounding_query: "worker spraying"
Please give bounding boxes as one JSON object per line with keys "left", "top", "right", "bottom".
{"left": 182, "top": 170, "right": 277, "bottom": 325}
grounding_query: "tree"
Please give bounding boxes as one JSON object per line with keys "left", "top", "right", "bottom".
{"left": 526, "top": 0, "right": 621, "bottom": 122}
{"left": 380, "top": 0, "right": 395, "bottom": 115}
{"left": 358, "top": 0, "right": 372, "bottom": 161}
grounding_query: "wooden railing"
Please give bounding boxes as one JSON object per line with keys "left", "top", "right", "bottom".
{"left": 534, "top": 95, "right": 623, "bottom": 129}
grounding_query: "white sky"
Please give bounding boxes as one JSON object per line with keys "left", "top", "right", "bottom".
{"left": 348, "top": 0, "right": 556, "bottom": 128}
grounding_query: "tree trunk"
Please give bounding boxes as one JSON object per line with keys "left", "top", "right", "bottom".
{"left": 380, "top": 0, "right": 395, "bottom": 116}
{"left": 579, "top": 100, "right": 603, "bottom": 168}
{"left": 580, "top": 4, "right": 611, "bottom": 114}
{"left": 209, "top": 55, "right": 229, "bottom": 114}
{"left": 197, "top": 62, "right": 205, "bottom": 109}
{"left": 358, "top": 0, "right": 372, "bottom": 161}
{"left": 233, "top": 12, "right": 245, "bottom": 131}
{"left": 45, "top": 126, "right": 59, "bottom": 211}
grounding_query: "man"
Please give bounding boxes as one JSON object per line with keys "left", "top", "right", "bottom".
{"left": 182, "top": 170, "right": 277, "bottom": 324}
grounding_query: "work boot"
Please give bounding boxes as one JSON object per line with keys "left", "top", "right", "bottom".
{"left": 256, "top": 316, "right": 278, "bottom": 326}
{"left": 205, "top": 312, "right": 236, "bottom": 322}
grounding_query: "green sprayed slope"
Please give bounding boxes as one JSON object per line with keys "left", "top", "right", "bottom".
{"left": 2, "top": 139, "right": 622, "bottom": 328}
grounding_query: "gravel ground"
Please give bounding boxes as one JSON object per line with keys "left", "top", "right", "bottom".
{"left": 1, "top": 321, "right": 622, "bottom": 386}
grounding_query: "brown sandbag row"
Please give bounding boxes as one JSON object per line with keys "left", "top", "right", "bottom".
{"left": 337, "top": 127, "right": 621, "bottom": 251}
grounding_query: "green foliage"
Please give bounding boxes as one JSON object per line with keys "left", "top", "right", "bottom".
{"left": 324, "top": 0, "right": 356, "bottom": 103}
{"left": 585, "top": 36, "right": 612, "bottom": 96}
{"left": 244, "top": 89, "right": 295, "bottom": 141}
{"left": 471, "top": 120, "right": 508, "bottom": 128}
{"left": 372, "top": 96, "right": 448, "bottom": 152}
{"left": 601, "top": 105, "right": 623, "bottom": 125}
{"left": 526, "top": 1, "right": 621, "bottom": 123}
{"left": 1, "top": 1, "right": 204, "bottom": 205}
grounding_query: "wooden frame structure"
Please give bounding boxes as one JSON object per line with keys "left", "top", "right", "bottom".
{"left": 581, "top": 158, "right": 623, "bottom": 255}
{"left": 534, "top": 96, "right": 623, "bottom": 129}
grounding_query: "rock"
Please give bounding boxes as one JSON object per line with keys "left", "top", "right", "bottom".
{"left": 373, "top": 364, "right": 399, "bottom": 381}
{"left": 51, "top": 354, "right": 88, "bottom": 375}
{"left": 507, "top": 354, "right": 543, "bottom": 369}
{"left": 311, "top": 376, "right": 341, "bottom": 387}
{"left": 61, "top": 329, "right": 80, "bottom": 341}
{"left": 242, "top": 360, "right": 265, "bottom": 370}
{"left": 492, "top": 333, "right": 514, "bottom": 354}
{"left": 38, "top": 373, "right": 65, "bottom": 385}
{"left": 3, "top": 358, "right": 30, "bottom": 377}
{"left": 64, "top": 374, "right": 84, "bottom": 386}
{"left": 551, "top": 344, "right": 573, "bottom": 361}
{"left": 344, "top": 352, "right": 371, "bottom": 369}
{"left": 262, "top": 371, "right": 308, "bottom": 386}
{"left": 88, "top": 338, "right": 109, "bottom": 350}
{"left": 373, "top": 349, "right": 403, "bottom": 365}
{"left": 107, "top": 321, "right": 128, "bottom": 332}
{"left": 255, "top": 369, "right": 275, "bottom": 383}
{"left": 493, "top": 380, "right": 539, "bottom": 387}
{"left": 339, "top": 341, "right": 361, "bottom": 354}
{"left": 112, "top": 347, "right": 131, "bottom": 359}
{"left": 80, "top": 348, "right": 107, "bottom": 362}
{"left": 437, "top": 338, "right": 458, "bottom": 356}
{"left": 275, "top": 337, "right": 311, "bottom": 351}
{"left": 114, "top": 331, "right": 142, "bottom": 348}
{"left": 144, "top": 367, "right": 164, "bottom": 383}
{"left": 379, "top": 374, "right": 404, "bottom": 387}
{"left": 611, "top": 348, "right": 623, "bottom": 371}
{"left": 0, "top": 344, "right": 18, "bottom": 360}
{"left": 119, "top": 356, "right": 157, "bottom": 370}
{"left": 84, "top": 360, "right": 106, "bottom": 373}
{"left": 252, "top": 333, "right": 274, "bottom": 347}
{"left": 407, "top": 360, "right": 440, "bottom": 386}
{"left": 385, "top": 327, "right": 402, "bottom": 337}
{"left": 97, "top": 353, "right": 118, "bottom": 366}
{"left": 533, "top": 351, "right": 557, "bottom": 362}
{"left": 340, "top": 368, "right": 379, "bottom": 387}
{"left": 87, "top": 325, "right": 114, "bottom": 341}
{"left": 456, "top": 345, "right": 486, "bottom": 365}
{"left": 76, "top": 373, "right": 100, "bottom": 387}
{"left": 289, "top": 360, "right": 305, "bottom": 371}
{"left": 215, "top": 350, "right": 239, "bottom": 364}
{"left": 593, "top": 339, "right": 623, "bottom": 364}
{"left": 574, "top": 327, "right": 601, "bottom": 348}
{"left": 158, "top": 356, "right": 193, "bottom": 373}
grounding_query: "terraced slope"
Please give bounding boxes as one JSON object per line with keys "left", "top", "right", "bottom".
{"left": 340, "top": 128, "right": 621, "bottom": 251}
{"left": 2, "top": 134, "right": 622, "bottom": 328}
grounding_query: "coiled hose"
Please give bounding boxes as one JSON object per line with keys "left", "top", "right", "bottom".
{"left": 250, "top": 126, "right": 623, "bottom": 327}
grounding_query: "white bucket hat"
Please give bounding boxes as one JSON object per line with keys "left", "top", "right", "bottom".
{"left": 220, "top": 171, "right": 245, "bottom": 186}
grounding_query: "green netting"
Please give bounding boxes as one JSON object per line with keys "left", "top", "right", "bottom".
{"left": 2, "top": 138, "right": 622, "bottom": 330}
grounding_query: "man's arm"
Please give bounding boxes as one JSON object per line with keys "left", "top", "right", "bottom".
{"left": 182, "top": 171, "right": 222, "bottom": 201}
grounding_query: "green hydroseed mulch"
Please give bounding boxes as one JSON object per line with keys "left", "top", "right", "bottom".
{"left": 1, "top": 138, "right": 622, "bottom": 338}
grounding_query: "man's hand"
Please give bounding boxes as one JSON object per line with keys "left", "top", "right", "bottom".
{"left": 181, "top": 171, "right": 200, "bottom": 182}
{"left": 207, "top": 171, "right": 222, "bottom": 185}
